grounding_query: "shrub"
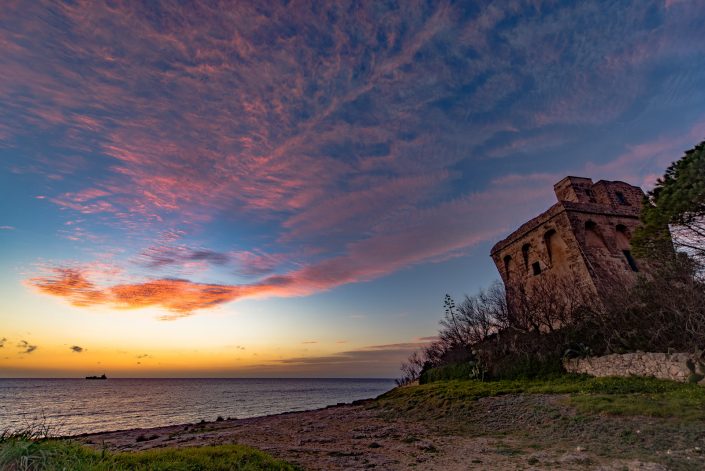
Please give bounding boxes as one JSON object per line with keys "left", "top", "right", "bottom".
{"left": 419, "top": 361, "right": 484, "bottom": 384}
{"left": 593, "top": 255, "right": 705, "bottom": 353}
{"left": 488, "top": 354, "right": 565, "bottom": 380}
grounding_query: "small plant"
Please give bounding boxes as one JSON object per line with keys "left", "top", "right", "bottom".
{"left": 685, "top": 349, "right": 705, "bottom": 383}
{"left": 468, "top": 357, "right": 487, "bottom": 381}
{"left": 0, "top": 422, "right": 54, "bottom": 470}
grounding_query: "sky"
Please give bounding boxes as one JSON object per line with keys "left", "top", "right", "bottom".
{"left": 1, "top": 0, "right": 705, "bottom": 378}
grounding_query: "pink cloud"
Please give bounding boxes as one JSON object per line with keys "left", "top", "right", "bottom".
{"left": 665, "top": 0, "right": 687, "bottom": 9}
{"left": 5, "top": 1, "right": 705, "bottom": 320}
{"left": 231, "top": 250, "right": 286, "bottom": 276}
{"left": 27, "top": 174, "right": 557, "bottom": 316}
{"left": 584, "top": 118, "right": 705, "bottom": 188}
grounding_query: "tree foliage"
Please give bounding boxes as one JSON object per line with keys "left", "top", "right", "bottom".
{"left": 633, "top": 141, "right": 705, "bottom": 261}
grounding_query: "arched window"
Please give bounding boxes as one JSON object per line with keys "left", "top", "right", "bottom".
{"left": 616, "top": 225, "right": 638, "bottom": 271}
{"left": 521, "top": 243, "right": 531, "bottom": 271}
{"left": 503, "top": 255, "right": 513, "bottom": 279}
{"left": 543, "top": 228, "right": 569, "bottom": 268}
{"left": 615, "top": 191, "right": 629, "bottom": 206}
{"left": 585, "top": 220, "right": 607, "bottom": 249}
{"left": 543, "top": 229, "right": 557, "bottom": 264}
{"left": 615, "top": 224, "right": 631, "bottom": 249}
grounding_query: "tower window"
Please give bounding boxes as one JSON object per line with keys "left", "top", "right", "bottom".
{"left": 623, "top": 250, "right": 638, "bottom": 272}
{"left": 585, "top": 220, "right": 607, "bottom": 248}
{"left": 521, "top": 244, "right": 531, "bottom": 271}
{"left": 532, "top": 261, "right": 541, "bottom": 276}
{"left": 503, "top": 255, "right": 513, "bottom": 279}
{"left": 544, "top": 229, "right": 556, "bottom": 264}
{"left": 615, "top": 191, "right": 629, "bottom": 205}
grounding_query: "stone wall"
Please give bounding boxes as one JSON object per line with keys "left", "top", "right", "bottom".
{"left": 563, "top": 352, "right": 705, "bottom": 385}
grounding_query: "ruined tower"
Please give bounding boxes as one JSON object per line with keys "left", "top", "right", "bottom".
{"left": 490, "top": 176, "right": 646, "bottom": 315}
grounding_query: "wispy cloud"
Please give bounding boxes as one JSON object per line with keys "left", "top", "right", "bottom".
{"left": 27, "top": 174, "right": 557, "bottom": 317}
{"left": 273, "top": 341, "right": 435, "bottom": 370}
{"left": 584, "top": 118, "right": 705, "bottom": 189}
{"left": 18, "top": 340, "right": 37, "bottom": 354}
{"left": 137, "top": 245, "right": 229, "bottom": 270}
{"left": 3, "top": 1, "right": 704, "bottom": 317}
{"left": 0, "top": 226, "right": 15, "bottom": 231}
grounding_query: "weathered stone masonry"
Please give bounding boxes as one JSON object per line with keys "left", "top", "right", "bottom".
{"left": 490, "top": 176, "right": 647, "bottom": 314}
{"left": 564, "top": 352, "right": 705, "bottom": 385}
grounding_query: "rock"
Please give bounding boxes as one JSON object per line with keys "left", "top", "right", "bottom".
{"left": 415, "top": 440, "right": 437, "bottom": 452}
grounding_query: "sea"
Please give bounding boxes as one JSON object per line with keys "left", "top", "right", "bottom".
{"left": 0, "top": 378, "right": 395, "bottom": 436}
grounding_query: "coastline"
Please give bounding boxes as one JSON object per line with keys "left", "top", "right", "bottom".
{"left": 74, "top": 396, "right": 434, "bottom": 471}
{"left": 70, "top": 385, "right": 696, "bottom": 471}
{"left": 67, "top": 397, "right": 376, "bottom": 440}
{"left": 0, "top": 377, "right": 395, "bottom": 438}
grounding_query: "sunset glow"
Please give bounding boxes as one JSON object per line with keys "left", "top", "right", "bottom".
{"left": 2, "top": 0, "right": 705, "bottom": 377}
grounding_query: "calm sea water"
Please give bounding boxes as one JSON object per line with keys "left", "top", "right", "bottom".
{"left": 0, "top": 378, "right": 395, "bottom": 436}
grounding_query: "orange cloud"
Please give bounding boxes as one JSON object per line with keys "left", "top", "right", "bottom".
{"left": 29, "top": 268, "right": 246, "bottom": 319}
{"left": 27, "top": 173, "right": 560, "bottom": 318}
{"left": 30, "top": 268, "right": 108, "bottom": 307}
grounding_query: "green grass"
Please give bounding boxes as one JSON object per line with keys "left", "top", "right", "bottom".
{"left": 570, "top": 388, "right": 705, "bottom": 420}
{"left": 420, "top": 362, "right": 481, "bottom": 383}
{"left": 0, "top": 438, "right": 298, "bottom": 471}
{"left": 377, "top": 375, "right": 705, "bottom": 421}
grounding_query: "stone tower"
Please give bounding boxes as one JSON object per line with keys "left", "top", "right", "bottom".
{"left": 490, "top": 176, "right": 646, "bottom": 314}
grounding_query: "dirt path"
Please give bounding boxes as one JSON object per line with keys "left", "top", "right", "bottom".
{"left": 76, "top": 394, "right": 702, "bottom": 470}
